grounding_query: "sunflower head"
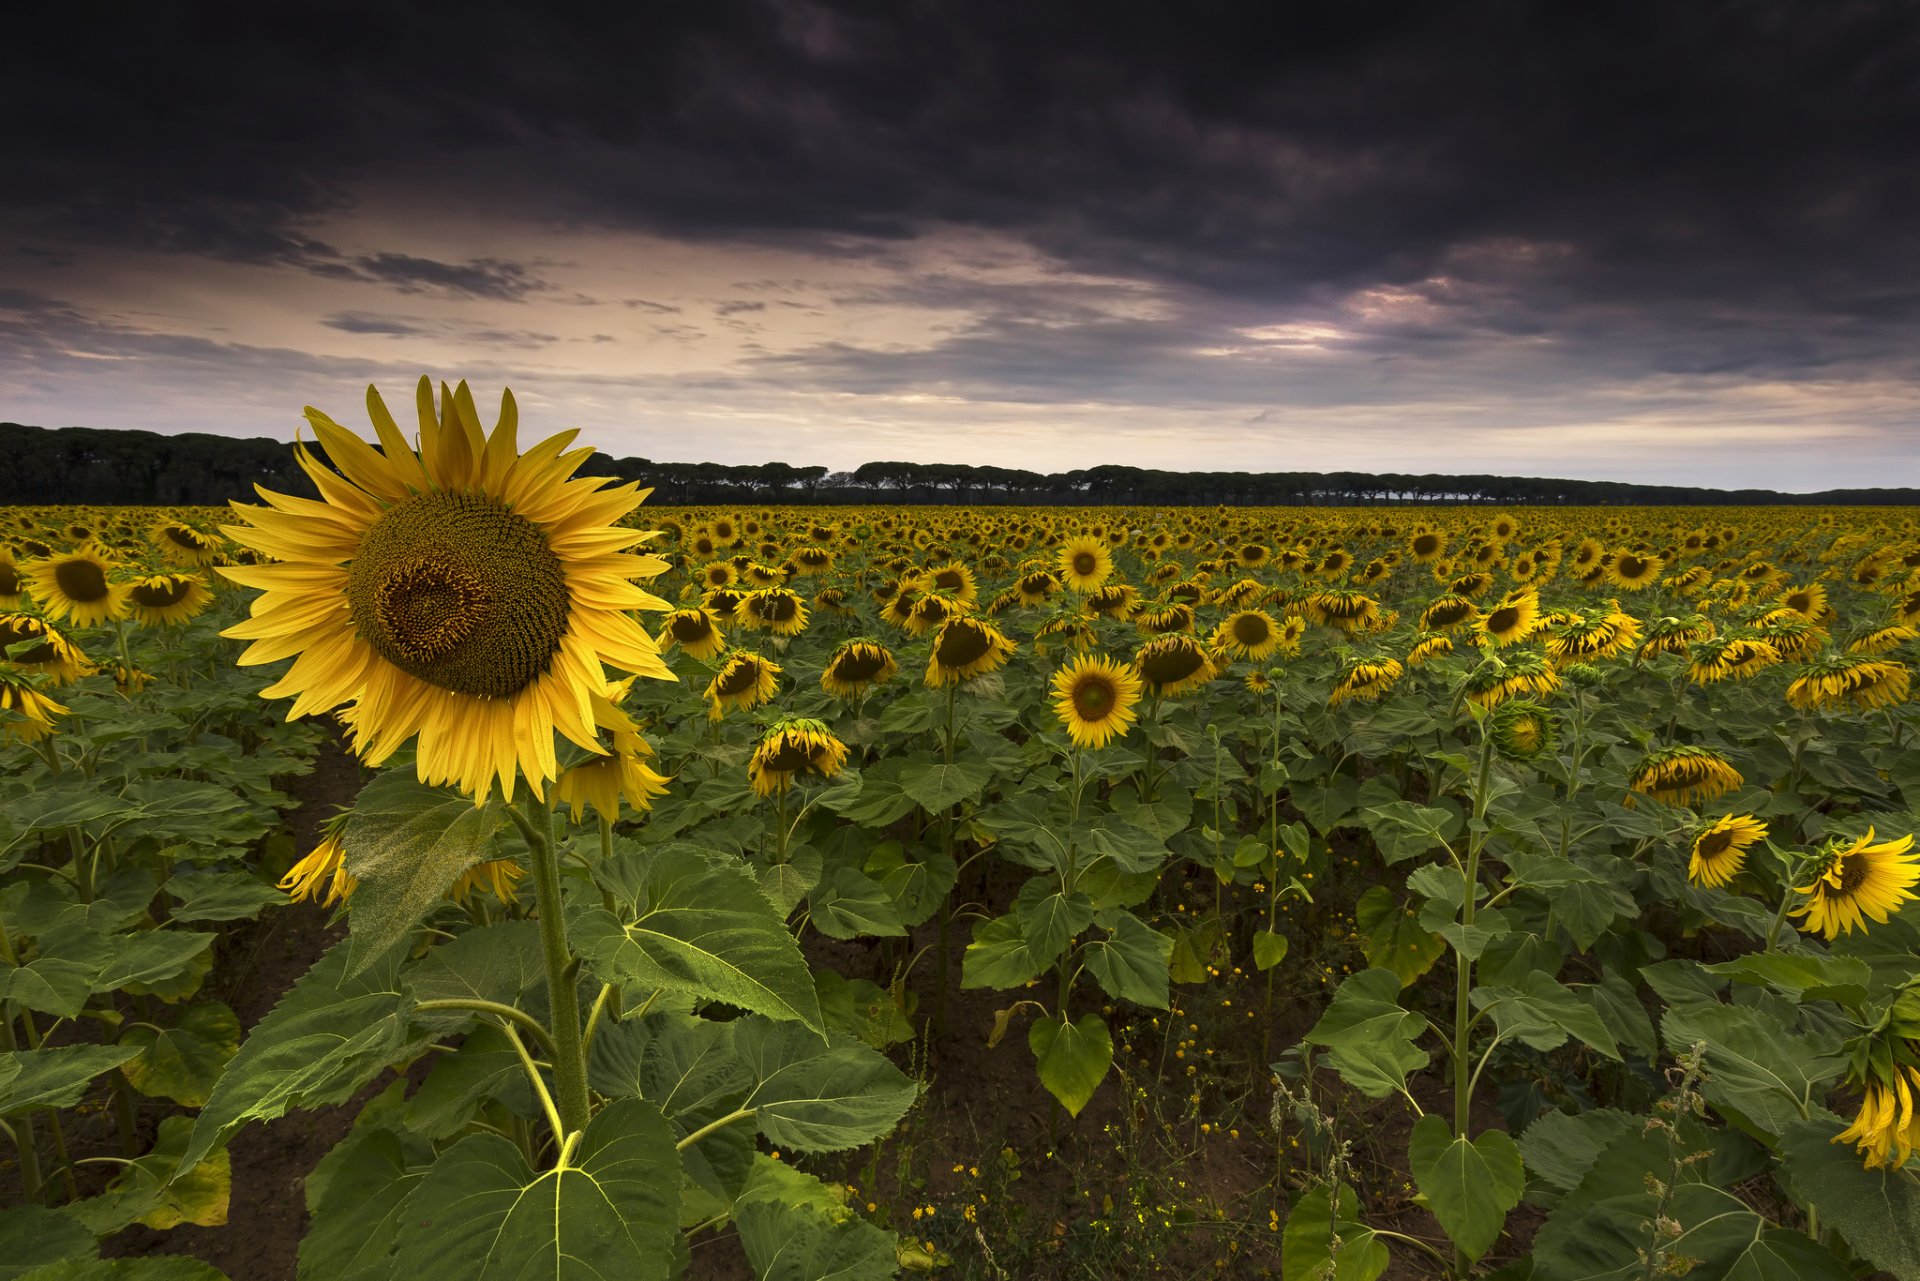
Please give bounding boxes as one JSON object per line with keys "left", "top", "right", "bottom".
{"left": 748, "top": 718, "right": 851, "bottom": 796}
{"left": 0, "top": 667, "right": 69, "bottom": 744}
{"left": 1213, "top": 608, "right": 1282, "bottom": 661}
{"left": 1792, "top": 827, "right": 1920, "bottom": 940}
{"left": 1329, "top": 655, "right": 1404, "bottom": 707}
{"left": 1057, "top": 537, "right": 1114, "bottom": 593}
{"left": 1687, "top": 814, "right": 1767, "bottom": 889}
{"left": 1050, "top": 654, "right": 1144, "bottom": 750}
{"left": 926, "top": 617, "right": 1017, "bottom": 687}
{"left": 0, "top": 551, "right": 24, "bottom": 609}
{"left": 23, "top": 548, "right": 130, "bottom": 627}
{"left": 1134, "top": 633, "right": 1215, "bottom": 697}
{"left": 657, "top": 608, "right": 727, "bottom": 661}
{"left": 821, "top": 639, "right": 899, "bottom": 699}
{"left": 1626, "top": 746, "right": 1743, "bottom": 808}
{"left": 0, "top": 613, "right": 92, "bottom": 684}
{"left": 151, "top": 521, "right": 223, "bottom": 566}
{"left": 737, "top": 587, "right": 810, "bottom": 637}
{"left": 125, "top": 573, "right": 214, "bottom": 627}
{"left": 1489, "top": 699, "right": 1554, "bottom": 761}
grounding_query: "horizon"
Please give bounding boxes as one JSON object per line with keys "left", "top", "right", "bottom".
{"left": 4, "top": 4, "right": 1919, "bottom": 491}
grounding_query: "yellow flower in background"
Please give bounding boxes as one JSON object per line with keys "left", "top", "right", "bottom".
{"left": 23, "top": 546, "right": 130, "bottom": 627}
{"left": 448, "top": 858, "right": 525, "bottom": 905}
{"left": 0, "top": 551, "right": 23, "bottom": 608}
{"left": 1051, "top": 654, "right": 1143, "bottom": 750}
{"left": 656, "top": 608, "right": 728, "bottom": 661}
{"left": 280, "top": 830, "right": 356, "bottom": 907}
{"left": 1330, "top": 656, "right": 1403, "bottom": 706}
{"left": 0, "top": 614, "right": 91, "bottom": 684}
{"left": 1211, "top": 609, "right": 1282, "bottom": 661}
{"left": 705, "top": 650, "right": 782, "bottom": 720}
{"left": 926, "top": 617, "right": 1016, "bottom": 687}
{"left": 0, "top": 668, "right": 68, "bottom": 743}
{"left": 1792, "top": 828, "right": 1920, "bottom": 940}
{"left": 219, "top": 377, "right": 675, "bottom": 802}
{"left": 124, "top": 573, "right": 214, "bottom": 627}
{"left": 737, "top": 586, "right": 810, "bottom": 636}
{"left": 821, "top": 639, "right": 899, "bottom": 699}
{"left": 1687, "top": 814, "right": 1767, "bottom": 888}
{"left": 1626, "top": 746, "right": 1742, "bottom": 808}
{"left": 1135, "top": 634, "right": 1215, "bottom": 697}
{"left": 150, "top": 521, "right": 224, "bottom": 566}
{"left": 1833, "top": 1069, "right": 1920, "bottom": 1169}
{"left": 748, "top": 718, "right": 850, "bottom": 796}
{"left": 1058, "top": 537, "right": 1113, "bottom": 593}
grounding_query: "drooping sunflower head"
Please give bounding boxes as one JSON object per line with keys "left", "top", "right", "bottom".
{"left": 1406, "top": 631, "right": 1454, "bottom": 667}
{"left": 1626, "top": 745, "right": 1743, "bottom": 808}
{"left": 704, "top": 649, "right": 782, "bottom": 721}
{"left": 657, "top": 608, "right": 727, "bottom": 660}
{"left": 1014, "top": 569, "right": 1063, "bottom": 606}
{"left": 906, "top": 591, "right": 974, "bottom": 637}
{"left": 1050, "top": 654, "right": 1144, "bottom": 750}
{"left": 23, "top": 547, "right": 130, "bottom": 627}
{"left": 1638, "top": 614, "right": 1716, "bottom": 660}
{"left": 748, "top": 717, "right": 851, "bottom": 796}
{"left": 0, "top": 613, "right": 91, "bottom": 683}
{"left": 1083, "top": 583, "right": 1138, "bottom": 620}
{"left": 737, "top": 587, "right": 810, "bottom": 637}
{"left": 1749, "top": 610, "right": 1829, "bottom": 663}
{"left": 151, "top": 521, "right": 223, "bottom": 566}
{"left": 1686, "top": 636, "right": 1781, "bottom": 685}
{"left": 1687, "top": 814, "right": 1767, "bottom": 889}
{"left": 1462, "top": 648, "right": 1560, "bottom": 708}
{"left": 1305, "top": 589, "right": 1382, "bottom": 634}
{"left": 1034, "top": 613, "right": 1098, "bottom": 654}
{"left": 0, "top": 667, "right": 69, "bottom": 744}
{"left": 219, "top": 377, "right": 675, "bottom": 801}
{"left": 702, "top": 585, "right": 746, "bottom": 623}
{"left": 1419, "top": 594, "right": 1481, "bottom": 633}
{"left": 821, "top": 639, "right": 899, "bottom": 700}
{"left": 1058, "top": 536, "right": 1113, "bottom": 593}
{"left": 1832, "top": 1062, "right": 1920, "bottom": 1170}
{"left": 1792, "top": 827, "right": 1920, "bottom": 940}
{"left": 813, "top": 586, "right": 855, "bottom": 616}
{"left": 1848, "top": 625, "right": 1918, "bottom": 657}
{"left": 926, "top": 617, "right": 1017, "bottom": 687}
{"left": 1489, "top": 699, "right": 1555, "bottom": 761}
{"left": 0, "top": 551, "right": 25, "bottom": 609}
{"left": 1329, "top": 655, "right": 1404, "bottom": 707}
{"left": 280, "top": 823, "right": 356, "bottom": 907}
{"left": 1134, "top": 633, "right": 1215, "bottom": 697}
{"left": 124, "top": 573, "right": 214, "bottom": 628}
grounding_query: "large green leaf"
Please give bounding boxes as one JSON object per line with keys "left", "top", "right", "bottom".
{"left": 1471, "top": 973, "right": 1621, "bottom": 1060}
{"left": 862, "top": 841, "right": 955, "bottom": 927}
{"left": 1281, "top": 1183, "right": 1389, "bottom": 1281}
{"left": 960, "top": 913, "right": 1043, "bottom": 990}
{"left": 1355, "top": 886, "right": 1445, "bottom": 986}
{"left": 733, "top": 1154, "right": 898, "bottom": 1281}
{"left": 1514, "top": 1108, "right": 1637, "bottom": 1197}
{"left": 0, "top": 1046, "right": 140, "bottom": 1115}
{"left": 735, "top": 1019, "right": 918, "bottom": 1152}
{"left": 1082, "top": 910, "right": 1173, "bottom": 1009}
{"left": 1780, "top": 1117, "right": 1920, "bottom": 1281}
{"left": 573, "top": 844, "right": 823, "bottom": 1033}
{"left": 340, "top": 772, "right": 507, "bottom": 976}
{"left": 402, "top": 1023, "right": 532, "bottom": 1142}
{"left": 66, "top": 1117, "right": 228, "bottom": 1235}
{"left": 1301, "top": 969, "right": 1429, "bottom": 1099}
{"left": 1029, "top": 1013, "right": 1112, "bottom": 1118}
{"left": 1407, "top": 1115, "right": 1524, "bottom": 1261}
{"left": 161, "top": 869, "right": 284, "bottom": 923}
{"left": 1361, "top": 801, "right": 1462, "bottom": 863}
{"left": 181, "top": 940, "right": 423, "bottom": 1171}
{"left": 1662, "top": 1003, "right": 1842, "bottom": 1141}
{"left": 590, "top": 1013, "right": 756, "bottom": 1206}
{"left": 387, "top": 1099, "right": 681, "bottom": 1280}
{"left": 808, "top": 865, "right": 907, "bottom": 940}
{"left": 119, "top": 1002, "right": 239, "bottom": 1107}
{"left": 403, "top": 919, "right": 547, "bottom": 1032}
{"left": 1014, "top": 877, "right": 1092, "bottom": 967}
{"left": 298, "top": 1126, "right": 434, "bottom": 1281}
{"left": 0, "top": 1205, "right": 96, "bottom": 1280}
{"left": 898, "top": 760, "right": 991, "bottom": 814}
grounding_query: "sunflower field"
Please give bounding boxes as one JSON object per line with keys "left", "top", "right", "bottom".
{"left": 3, "top": 380, "right": 1920, "bottom": 1281}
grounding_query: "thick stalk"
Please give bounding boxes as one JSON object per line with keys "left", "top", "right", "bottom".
{"left": 1055, "top": 750, "right": 1086, "bottom": 1024}
{"left": 507, "top": 800, "right": 591, "bottom": 1142}
{"left": 1451, "top": 726, "right": 1497, "bottom": 1280}
{"left": 935, "top": 681, "right": 958, "bottom": 1033}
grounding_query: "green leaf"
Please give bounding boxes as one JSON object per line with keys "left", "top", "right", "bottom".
{"left": 733, "top": 1154, "right": 898, "bottom": 1281}
{"left": 1029, "top": 1013, "right": 1112, "bottom": 1117}
{"left": 1252, "top": 930, "right": 1289, "bottom": 971}
{"left": 1355, "top": 887, "right": 1445, "bottom": 986}
{"left": 573, "top": 844, "right": 824, "bottom": 1032}
{"left": 1082, "top": 911, "right": 1173, "bottom": 1008}
{"left": 1662, "top": 1003, "right": 1843, "bottom": 1142}
{"left": 1302, "top": 969, "right": 1430, "bottom": 1099}
{"left": 181, "top": 940, "right": 423, "bottom": 1171}
{"left": 403, "top": 920, "right": 547, "bottom": 1032}
{"left": 818, "top": 759, "right": 919, "bottom": 827}
{"left": 17, "top": 1260, "right": 231, "bottom": 1280}
{"left": 388, "top": 1098, "right": 681, "bottom": 1281}
{"left": 162, "top": 869, "right": 284, "bottom": 923}
{"left": 1515, "top": 1108, "right": 1638, "bottom": 1196}
{"left": 960, "top": 914, "right": 1043, "bottom": 990}
{"left": 94, "top": 930, "right": 216, "bottom": 995}
{"left": 862, "top": 841, "right": 955, "bottom": 928}
{"left": 298, "top": 1126, "right": 433, "bottom": 1281}
{"left": 808, "top": 865, "right": 907, "bottom": 940}
{"left": 1281, "top": 1183, "right": 1390, "bottom": 1281}
{"left": 1707, "top": 1228, "right": 1855, "bottom": 1281}
{"left": 1014, "top": 877, "right": 1093, "bottom": 967}
{"left": 816, "top": 972, "right": 914, "bottom": 1050}
{"left": 1080, "top": 817, "right": 1169, "bottom": 874}
{"left": 1780, "top": 1117, "right": 1920, "bottom": 1281}
{"left": 1362, "top": 801, "right": 1463, "bottom": 864}
{"left": 0, "top": 1045, "right": 141, "bottom": 1115}
{"left": 119, "top": 1002, "right": 239, "bottom": 1107}
{"left": 898, "top": 760, "right": 991, "bottom": 814}
{"left": 340, "top": 772, "right": 507, "bottom": 977}
{"left": 402, "top": 1023, "right": 531, "bottom": 1142}
{"left": 1408, "top": 1115, "right": 1524, "bottom": 1260}
{"left": 1471, "top": 972, "right": 1621, "bottom": 1060}
{"left": 735, "top": 1019, "right": 919, "bottom": 1153}
{"left": 759, "top": 847, "right": 822, "bottom": 917}
{"left": 1704, "top": 952, "right": 1872, "bottom": 1006}
{"left": 0, "top": 1205, "right": 97, "bottom": 1280}
{"left": 1295, "top": 772, "right": 1362, "bottom": 837}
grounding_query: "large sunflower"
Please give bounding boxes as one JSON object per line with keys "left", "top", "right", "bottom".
{"left": 821, "top": 639, "right": 899, "bottom": 699}
{"left": 705, "top": 650, "right": 782, "bottom": 720}
{"left": 1419, "top": 594, "right": 1480, "bottom": 633}
{"left": 1792, "top": 828, "right": 1920, "bottom": 940}
{"left": 1135, "top": 634, "right": 1215, "bottom": 697}
{"left": 219, "top": 378, "right": 675, "bottom": 800}
{"left": 1050, "top": 654, "right": 1143, "bottom": 749}
{"left": 23, "top": 547, "right": 130, "bottom": 627}
{"left": 926, "top": 617, "right": 1016, "bottom": 687}
{"left": 1477, "top": 589, "right": 1540, "bottom": 647}
{"left": 657, "top": 608, "right": 728, "bottom": 661}
{"left": 0, "top": 613, "right": 91, "bottom": 683}
{"left": 1686, "top": 636, "right": 1780, "bottom": 685}
{"left": 748, "top": 718, "right": 850, "bottom": 796}
{"left": 737, "top": 586, "right": 810, "bottom": 637}
{"left": 1058, "top": 537, "right": 1113, "bottom": 593}
{"left": 1212, "top": 609, "right": 1282, "bottom": 661}
{"left": 1687, "top": 814, "right": 1767, "bottom": 888}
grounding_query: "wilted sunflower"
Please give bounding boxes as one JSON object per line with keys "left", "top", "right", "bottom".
{"left": 1050, "top": 654, "right": 1143, "bottom": 750}
{"left": 220, "top": 378, "right": 675, "bottom": 801}
{"left": 1034, "top": 614, "right": 1098, "bottom": 654}
{"left": 124, "top": 573, "right": 214, "bottom": 627}
{"left": 813, "top": 586, "right": 856, "bottom": 617}
{"left": 1212, "top": 609, "right": 1283, "bottom": 661}
{"left": 1449, "top": 570, "right": 1495, "bottom": 598}
{"left": 1305, "top": 589, "right": 1382, "bottom": 634}
{"left": 1792, "top": 827, "right": 1920, "bottom": 940}
{"left": 23, "top": 547, "right": 130, "bottom": 627}
{"left": 907, "top": 591, "right": 971, "bottom": 637}
{"left": 1058, "top": 536, "right": 1113, "bottom": 593}
{"left": 448, "top": 859, "right": 525, "bottom": 905}
{"left": 1014, "top": 569, "right": 1062, "bottom": 606}
{"left": 554, "top": 741, "right": 672, "bottom": 824}
{"left": 657, "top": 608, "right": 727, "bottom": 660}
{"left": 1477, "top": 589, "right": 1540, "bottom": 647}
{"left": 1135, "top": 602, "right": 1195, "bottom": 636}
{"left": 1687, "top": 814, "right": 1767, "bottom": 888}
{"left": 748, "top": 718, "right": 850, "bottom": 796}
{"left": 703, "top": 585, "right": 746, "bottom": 623}
{"left": 789, "top": 546, "right": 835, "bottom": 576}
{"left": 1637, "top": 614, "right": 1715, "bottom": 661}
{"left": 1833, "top": 1065, "right": 1920, "bottom": 1170}
{"left": 1849, "top": 625, "right": 1917, "bottom": 656}
{"left": 926, "top": 617, "right": 1016, "bottom": 687}
{"left": 821, "top": 638, "right": 899, "bottom": 699}
{"left": 151, "top": 521, "right": 223, "bottom": 566}
{"left": 1330, "top": 656, "right": 1403, "bottom": 707}
{"left": 880, "top": 585, "right": 922, "bottom": 631}
{"left": 1626, "top": 746, "right": 1743, "bottom": 808}
{"left": 1419, "top": 594, "right": 1480, "bottom": 632}
{"left": 1686, "top": 636, "right": 1780, "bottom": 684}
{"left": 0, "top": 613, "right": 91, "bottom": 683}
{"left": 1212, "top": 578, "right": 1266, "bottom": 611}
{"left": 0, "top": 551, "right": 23, "bottom": 609}
{"left": 737, "top": 586, "right": 810, "bottom": 637}
{"left": 281, "top": 827, "right": 356, "bottom": 907}
{"left": 705, "top": 650, "right": 782, "bottom": 720}
{"left": 1406, "top": 632, "right": 1454, "bottom": 666}
{"left": 0, "top": 668, "right": 68, "bottom": 743}
{"left": 1749, "top": 611, "right": 1827, "bottom": 663}
{"left": 1135, "top": 634, "right": 1215, "bottom": 697}
{"left": 1544, "top": 602, "right": 1640, "bottom": 666}
{"left": 1462, "top": 649, "right": 1560, "bottom": 708}
{"left": 1084, "top": 584, "right": 1138, "bottom": 620}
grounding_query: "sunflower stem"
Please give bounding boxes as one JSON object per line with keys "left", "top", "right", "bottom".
{"left": 1450, "top": 722, "right": 1497, "bottom": 1280}
{"left": 509, "top": 797, "right": 592, "bottom": 1145}
{"left": 935, "top": 680, "right": 958, "bottom": 1035}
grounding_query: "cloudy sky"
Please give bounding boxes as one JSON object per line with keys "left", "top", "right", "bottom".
{"left": 3, "top": 2, "right": 1917, "bottom": 490}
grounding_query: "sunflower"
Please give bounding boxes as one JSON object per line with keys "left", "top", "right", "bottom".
{"left": 695, "top": 561, "right": 738, "bottom": 590}
{"left": 1084, "top": 584, "right": 1138, "bottom": 620}
{"left": 0, "top": 614, "right": 91, "bottom": 683}
{"left": 1637, "top": 614, "right": 1715, "bottom": 661}
{"left": 926, "top": 617, "right": 1017, "bottom": 687}
{"left": 813, "top": 586, "right": 855, "bottom": 617}
{"left": 1244, "top": 670, "right": 1273, "bottom": 694}
{"left": 1477, "top": 589, "right": 1540, "bottom": 647}
{"left": 448, "top": 859, "right": 526, "bottom": 905}
{"left": 1408, "top": 530, "right": 1446, "bottom": 563}
{"left": 1792, "top": 828, "right": 1920, "bottom": 940}
{"left": 907, "top": 591, "right": 972, "bottom": 637}
{"left": 789, "top": 546, "right": 835, "bottom": 576}
{"left": 1014, "top": 569, "right": 1063, "bottom": 606}
{"left": 1849, "top": 625, "right": 1917, "bottom": 656}
{"left": 1543, "top": 603, "right": 1640, "bottom": 666}
{"left": 1749, "top": 611, "right": 1827, "bottom": 662}
{"left": 1450, "top": 571, "right": 1495, "bottom": 599}
{"left": 219, "top": 378, "right": 675, "bottom": 802}
{"left": 1833, "top": 1066, "right": 1920, "bottom": 1170}
{"left": 1626, "top": 746, "right": 1742, "bottom": 808}
{"left": 1406, "top": 632, "right": 1454, "bottom": 666}
{"left": 737, "top": 587, "right": 810, "bottom": 637}
{"left": 0, "top": 668, "right": 68, "bottom": 743}
{"left": 281, "top": 827, "right": 356, "bottom": 907}
{"left": 1462, "top": 649, "right": 1560, "bottom": 708}
{"left": 821, "top": 639, "right": 899, "bottom": 699}
{"left": 0, "top": 551, "right": 23, "bottom": 609}
{"left": 1489, "top": 700, "right": 1554, "bottom": 760}
{"left": 1777, "top": 582, "right": 1829, "bottom": 620}
{"left": 1330, "top": 656, "right": 1404, "bottom": 707}
{"left": 1788, "top": 654, "right": 1909, "bottom": 712}
{"left": 921, "top": 562, "right": 979, "bottom": 606}
{"left": 554, "top": 746, "right": 672, "bottom": 824}
{"left": 1212, "top": 609, "right": 1283, "bottom": 661}
{"left": 1419, "top": 594, "right": 1480, "bottom": 632}
{"left": 1605, "top": 550, "right": 1664, "bottom": 590}
{"left": 1050, "top": 654, "right": 1143, "bottom": 750}
{"left": 1685, "top": 814, "right": 1767, "bottom": 888}
{"left": 1686, "top": 636, "right": 1780, "bottom": 684}
{"left": 151, "top": 521, "right": 223, "bottom": 566}
{"left": 1135, "top": 634, "right": 1215, "bottom": 697}
{"left": 705, "top": 650, "right": 782, "bottom": 720}
{"left": 1058, "top": 537, "right": 1113, "bottom": 593}
{"left": 881, "top": 585, "right": 922, "bottom": 631}
{"left": 748, "top": 718, "right": 850, "bottom": 796}
{"left": 1034, "top": 614, "right": 1098, "bottom": 654}
{"left": 124, "top": 573, "right": 214, "bottom": 627}
{"left": 1212, "top": 579, "right": 1266, "bottom": 611}
{"left": 23, "top": 547, "right": 130, "bottom": 627}
{"left": 703, "top": 585, "right": 746, "bottom": 623}
{"left": 1305, "top": 589, "right": 1382, "bottom": 634}
{"left": 657, "top": 608, "right": 727, "bottom": 661}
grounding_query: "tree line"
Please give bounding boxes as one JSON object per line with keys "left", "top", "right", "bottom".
{"left": 3, "top": 421, "right": 1914, "bottom": 509}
